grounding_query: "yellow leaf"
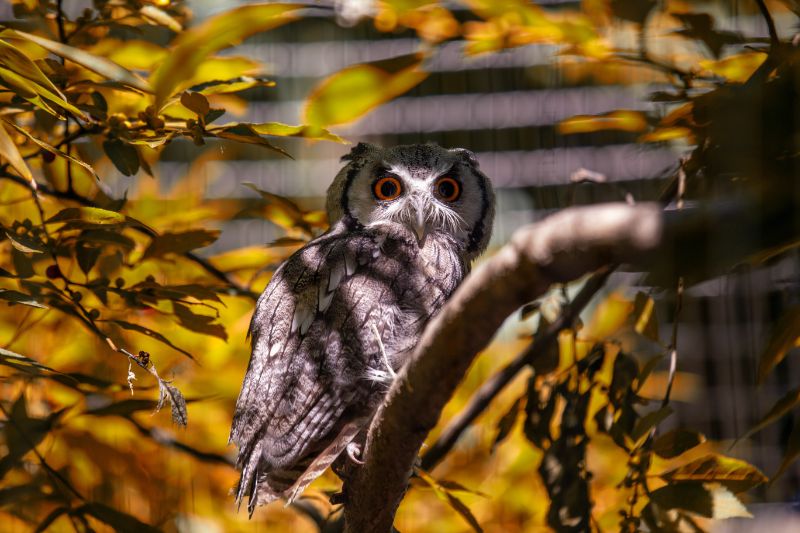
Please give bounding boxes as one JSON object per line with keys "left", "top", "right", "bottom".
{"left": 639, "top": 126, "right": 694, "bottom": 143}
{"left": 659, "top": 454, "right": 767, "bottom": 493}
{"left": 139, "top": 5, "right": 183, "bottom": 32}
{"left": 0, "top": 120, "right": 34, "bottom": 188}
{"left": 304, "top": 53, "right": 427, "bottom": 127}
{"left": 150, "top": 3, "right": 301, "bottom": 107}
{"left": 88, "top": 39, "right": 167, "bottom": 71}
{"left": 700, "top": 52, "right": 767, "bottom": 83}
{"left": 248, "top": 122, "right": 347, "bottom": 143}
{"left": 558, "top": 110, "right": 647, "bottom": 134}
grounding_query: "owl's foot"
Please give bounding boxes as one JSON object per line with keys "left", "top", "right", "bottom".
{"left": 346, "top": 441, "right": 365, "bottom": 465}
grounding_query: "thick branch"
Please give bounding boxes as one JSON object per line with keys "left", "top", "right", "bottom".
{"left": 343, "top": 203, "right": 664, "bottom": 532}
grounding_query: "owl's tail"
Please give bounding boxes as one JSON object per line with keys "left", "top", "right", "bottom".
{"left": 239, "top": 421, "right": 364, "bottom": 516}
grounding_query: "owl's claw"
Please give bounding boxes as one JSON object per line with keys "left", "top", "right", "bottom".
{"left": 346, "top": 441, "right": 365, "bottom": 465}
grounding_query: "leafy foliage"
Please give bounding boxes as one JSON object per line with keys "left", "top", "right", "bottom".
{"left": 1, "top": 0, "right": 797, "bottom": 531}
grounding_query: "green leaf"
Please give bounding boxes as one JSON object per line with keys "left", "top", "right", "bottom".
{"left": 249, "top": 122, "right": 347, "bottom": 143}
{"left": 659, "top": 453, "right": 767, "bottom": 493}
{"left": 180, "top": 91, "right": 210, "bottom": 117}
{"left": 150, "top": 3, "right": 301, "bottom": 107}
{"left": 0, "top": 117, "right": 34, "bottom": 187}
{"left": 652, "top": 428, "right": 706, "bottom": 459}
{"left": 304, "top": 53, "right": 427, "bottom": 127}
{"left": 103, "top": 139, "right": 140, "bottom": 176}
{"left": 76, "top": 502, "right": 161, "bottom": 533}
{"left": 757, "top": 305, "right": 800, "bottom": 383}
{"left": 6, "top": 29, "right": 151, "bottom": 93}
{"left": 143, "top": 229, "right": 219, "bottom": 259}
{"left": 649, "top": 482, "right": 752, "bottom": 519}
{"left": 108, "top": 319, "right": 194, "bottom": 359}
{"left": 0, "top": 289, "right": 47, "bottom": 308}
{"left": 46, "top": 207, "right": 126, "bottom": 226}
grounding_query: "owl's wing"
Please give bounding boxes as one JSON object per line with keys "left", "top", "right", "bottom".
{"left": 230, "top": 224, "right": 402, "bottom": 511}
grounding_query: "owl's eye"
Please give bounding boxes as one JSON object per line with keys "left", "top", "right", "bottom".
{"left": 373, "top": 175, "right": 403, "bottom": 201}
{"left": 434, "top": 176, "right": 461, "bottom": 202}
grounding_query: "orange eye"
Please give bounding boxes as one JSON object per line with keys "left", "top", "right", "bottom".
{"left": 373, "top": 175, "right": 402, "bottom": 201}
{"left": 434, "top": 176, "right": 461, "bottom": 202}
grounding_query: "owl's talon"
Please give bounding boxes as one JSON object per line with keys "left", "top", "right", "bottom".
{"left": 346, "top": 442, "right": 365, "bottom": 465}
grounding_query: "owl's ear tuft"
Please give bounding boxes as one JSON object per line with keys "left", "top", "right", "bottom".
{"left": 341, "top": 142, "right": 378, "bottom": 162}
{"left": 450, "top": 148, "right": 479, "bottom": 168}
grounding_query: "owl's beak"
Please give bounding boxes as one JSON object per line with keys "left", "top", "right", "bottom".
{"left": 409, "top": 203, "right": 427, "bottom": 247}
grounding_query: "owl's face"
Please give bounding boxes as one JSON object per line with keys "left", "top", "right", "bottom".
{"left": 326, "top": 143, "right": 495, "bottom": 259}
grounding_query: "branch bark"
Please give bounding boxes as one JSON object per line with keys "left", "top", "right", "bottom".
{"left": 343, "top": 203, "right": 665, "bottom": 532}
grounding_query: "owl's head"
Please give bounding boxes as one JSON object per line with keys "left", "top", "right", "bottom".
{"left": 326, "top": 143, "right": 495, "bottom": 259}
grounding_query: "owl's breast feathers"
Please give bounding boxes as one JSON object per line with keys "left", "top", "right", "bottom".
{"left": 230, "top": 220, "right": 467, "bottom": 513}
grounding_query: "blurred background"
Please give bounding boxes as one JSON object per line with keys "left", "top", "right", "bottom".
{"left": 2, "top": 0, "right": 800, "bottom": 531}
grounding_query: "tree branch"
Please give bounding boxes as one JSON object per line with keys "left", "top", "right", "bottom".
{"left": 343, "top": 203, "right": 666, "bottom": 532}
{"left": 755, "top": 0, "right": 779, "bottom": 50}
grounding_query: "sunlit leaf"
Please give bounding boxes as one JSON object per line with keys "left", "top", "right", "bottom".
{"left": 652, "top": 428, "right": 706, "bottom": 459}
{"left": 210, "top": 124, "right": 290, "bottom": 157}
{"left": 191, "top": 76, "right": 275, "bottom": 95}
{"left": 46, "top": 207, "right": 126, "bottom": 226}
{"left": 631, "top": 405, "right": 672, "bottom": 442}
{"left": 0, "top": 65, "right": 86, "bottom": 119}
{"left": 6, "top": 232, "right": 46, "bottom": 253}
{"left": 4, "top": 119, "right": 100, "bottom": 180}
{"left": 303, "top": 53, "right": 427, "bottom": 127}
{"left": 0, "top": 120, "right": 34, "bottom": 187}
{"left": 249, "top": 122, "right": 347, "bottom": 143}
{"left": 757, "top": 306, "right": 800, "bottom": 383}
{"left": 640, "top": 126, "right": 694, "bottom": 143}
{"left": 150, "top": 3, "right": 302, "bottom": 107}
{"left": 700, "top": 53, "right": 767, "bottom": 83}
{"left": 0, "top": 39, "right": 63, "bottom": 99}
{"left": 659, "top": 454, "right": 767, "bottom": 493}
{"left": 558, "top": 110, "right": 648, "bottom": 135}
{"left": 6, "top": 29, "right": 152, "bottom": 93}
{"left": 143, "top": 229, "right": 220, "bottom": 259}
{"left": 139, "top": 5, "right": 183, "bottom": 32}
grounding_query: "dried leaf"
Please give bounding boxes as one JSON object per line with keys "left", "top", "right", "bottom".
{"left": 650, "top": 482, "right": 752, "bottom": 519}
{"left": 6, "top": 232, "right": 46, "bottom": 253}
{"left": 0, "top": 289, "right": 47, "bottom": 308}
{"left": 180, "top": 91, "right": 210, "bottom": 117}
{"left": 659, "top": 454, "right": 767, "bottom": 493}
{"left": 156, "top": 379, "right": 188, "bottom": 427}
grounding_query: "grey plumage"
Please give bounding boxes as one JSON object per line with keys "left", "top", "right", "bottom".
{"left": 230, "top": 143, "right": 495, "bottom": 513}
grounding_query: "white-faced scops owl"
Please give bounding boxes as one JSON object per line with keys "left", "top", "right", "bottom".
{"left": 230, "top": 143, "right": 495, "bottom": 513}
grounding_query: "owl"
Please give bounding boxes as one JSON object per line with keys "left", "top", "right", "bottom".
{"left": 230, "top": 143, "right": 495, "bottom": 514}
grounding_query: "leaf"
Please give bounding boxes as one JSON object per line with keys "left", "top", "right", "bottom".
{"left": 0, "top": 289, "right": 47, "bottom": 308}
{"left": 0, "top": 39, "right": 63, "bottom": 97}
{"left": 143, "top": 229, "right": 219, "bottom": 259}
{"left": 659, "top": 454, "right": 767, "bottom": 493}
{"left": 6, "top": 29, "right": 151, "bottom": 93}
{"left": 652, "top": 428, "right": 706, "bottom": 459}
{"left": 150, "top": 3, "right": 301, "bottom": 107}
{"left": 34, "top": 507, "right": 70, "bottom": 533}
{"left": 211, "top": 123, "right": 290, "bottom": 157}
{"left": 0, "top": 395, "right": 65, "bottom": 479}
{"left": 774, "top": 418, "right": 800, "bottom": 480}
{"left": 85, "top": 398, "right": 160, "bottom": 417}
{"left": 757, "top": 306, "right": 800, "bottom": 383}
{"left": 75, "top": 241, "right": 101, "bottom": 276}
{"left": 6, "top": 232, "right": 46, "bottom": 253}
{"left": 557, "top": 110, "right": 648, "bottom": 135}
{"left": 46, "top": 207, "right": 126, "bottom": 226}
{"left": 649, "top": 482, "right": 752, "bottom": 519}
{"left": 139, "top": 5, "right": 183, "bottom": 32}
{"left": 631, "top": 405, "right": 673, "bottom": 442}
{"left": 304, "top": 52, "right": 427, "bottom": 127}
{"left": 249, "top": 122, "right": 347, "bottom": 143}
{"left": 76, "top": 502, "right": 161, "bottom": 533}
{"left": 700, "top": 53, "right": 767, "bottom": 83}
{"left": 103, "top": 139, "right": 140, "bottom": 176}
{"left": 4, "top": 119, "right": 100, "bottom": 180}
{"left": 108, "top": 320, "right": 194, "bottom": 359}
{"left": 414, "top": 468, "right": 483, "bottom": 533}
{"left": 0, "top": 119, "right": 34, "bottom": 187}
{"left": 173, "top": 302, "right": 227, "bottom": 340}
{"left": 192, "top": 76, "right": 275, "bottom": 95}
{"left": 180, "top": 91, "right": 210, "bottom": 117}
{"left": 491, "top": 396, "right": 522, "bottom": 452}
{"left": 609, "top": 0, "right": 656, "bottom": 24}
{"left": 740, "top": 387, "right": 800, "bottom": 441}
{"left": 156, "top": 379, "right": 188, "bottom": 427}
